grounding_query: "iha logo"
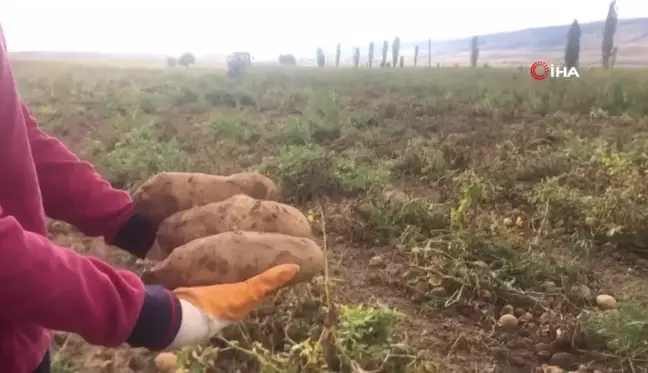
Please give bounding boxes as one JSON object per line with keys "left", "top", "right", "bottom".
{"left": 530, "top": 61, "right": 580, "bottom": 80}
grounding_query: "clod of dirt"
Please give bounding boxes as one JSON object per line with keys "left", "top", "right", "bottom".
{"left": 540, "top": 280, "right": 558, "bottom": 292}
{"left": 503, "top": 217, "right": 514, "bottom": 227}
{"left": 570, "top": 284, "right": 593, "bottom": 301}
{"left": 535, "top": 342, "right": 553, "bottom": 352}
{"left": 472, "top": 260, "right": 488, "bottom": 268}
{"left": 369, "top": 255, "right": 386, "bottom": 268}
{"left": 154, "top": 352, "right": 178, "bottom": 372}
{"left": 382, "top": 189, "right": 408, "bottom": 202}
{"left": 595, "top": 294, "right": 617, "bottom": 310}
{"left": 478, "top": 288, "right": 493, "bottom": 301}
{"left": 501, "top": 304, "right": 515, "bottom": 315}
{"left": 549, "top": 352, "right": 576, "bottom": 369}
{"left": 584, "top": 217, "right": 597, "bottom": 227}
{"left": 498, "top": 314, "right": 519, "bottom": 329}
{"left": 538, "top": 365, "right": 565, "bottom": 373}
{"left": 520, "top": 312, "right": 534, "bottom": 323}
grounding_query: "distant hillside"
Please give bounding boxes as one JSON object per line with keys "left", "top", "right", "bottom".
{"left": 10, "top": 17, "right": 648, "bottom": 68}
{"left": 400, "top": 17, "right": 648, "bottom": 67}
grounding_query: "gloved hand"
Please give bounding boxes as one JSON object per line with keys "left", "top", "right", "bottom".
{"left": 164, "top": 263, "right": 300, "bottom": 349}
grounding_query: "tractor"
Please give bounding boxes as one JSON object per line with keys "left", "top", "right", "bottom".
{"left": 226, "top": 52, "right": 251, "bottom": 78}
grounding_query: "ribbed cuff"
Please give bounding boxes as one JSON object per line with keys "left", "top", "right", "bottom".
{"left": 113, "top": 212, "right": 155, "bottom": 258}
{"left": 127, "top": 285, "right": 182, "bottom": 350}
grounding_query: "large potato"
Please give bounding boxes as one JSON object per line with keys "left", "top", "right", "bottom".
{"left": 133, "top": 171, "right": 279, "bottom": 226}
{"left": 152, "top": 194, "right": 312, "bottom": 259}
{"left": 141, "top": 231, "right": 324, "bottom": 289}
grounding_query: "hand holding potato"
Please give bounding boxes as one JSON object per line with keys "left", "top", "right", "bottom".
{"left": 165, "top": 264, "right": 300, "bottom": 349}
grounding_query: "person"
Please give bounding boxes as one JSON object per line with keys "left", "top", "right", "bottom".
{"left": 0, "top": 26, "right": 300, "bottom": 373}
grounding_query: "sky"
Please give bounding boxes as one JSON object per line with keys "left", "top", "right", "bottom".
{"left": 1, "top": 0, "right": 647, "bottom": 59}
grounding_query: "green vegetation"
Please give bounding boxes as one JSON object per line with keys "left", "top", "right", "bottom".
{"left": 21, "top": 61, "right": 648, "bottom": 373}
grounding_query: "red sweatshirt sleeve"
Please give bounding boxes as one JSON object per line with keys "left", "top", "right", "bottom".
{"left": 0, "top": 211, "right": 181, "bottom": 348}
{"left": 22, "top": 106, "right": 155, "bottom": 257}
{"left": 0, "top": 25, "right": 181, "bottom": 349}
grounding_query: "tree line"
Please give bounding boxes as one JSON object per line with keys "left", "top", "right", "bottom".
{"left": 279, "top": 0, "right": 618, "bottom": 70}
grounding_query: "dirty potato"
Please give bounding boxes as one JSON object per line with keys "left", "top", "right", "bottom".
{"left": 141, "top": 231, "right": 324, "bottom": 289}
{"left": 132, "top": 171, "right": 279, "bottom": 226}
{"left": 153, "top": 194, "right": 312, "bottom": 259}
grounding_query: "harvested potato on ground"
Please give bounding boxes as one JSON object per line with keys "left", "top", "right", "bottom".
{"left": 153, "top": 194, "right": 313, "bottom": 258}
{"left": 132, "top": 171, "right": 279, "bottom": 226}
{"left": 141, "top": 231, "right": 324, "bottom": 289}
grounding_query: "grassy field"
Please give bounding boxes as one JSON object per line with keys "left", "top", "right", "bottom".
{"left": 12, "top": 60, "right": 648, "bottom": 373}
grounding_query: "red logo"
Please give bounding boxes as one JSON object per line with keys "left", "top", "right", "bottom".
{"left": 530, "top": 61, "right": 550, "bottom": 80}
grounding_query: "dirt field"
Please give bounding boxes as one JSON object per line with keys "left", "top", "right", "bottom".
{"left": 12, "top": 60, "right": 648, "bottom": 373}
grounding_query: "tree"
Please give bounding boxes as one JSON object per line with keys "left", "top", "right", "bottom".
{"left": 368, "top": 42, "right": 375, "bottom": 68}
{"left": 391, "top": 36, "right": 401, "bottom": 68}
{"left": 610, "top": 46, "right": 618, "bottom": 68}
{"left": 470, "top": 36, "right": 479, "bottom": 68}
{"left": 354, "top": 48, "right": 360, "bottom": 68}
{"left": 565, "top": 19, "right": 581, "bottom": 69}
{"left": 335, "top": 43, "right": 341, "bottom": 68}
{"left": 278, "top": 54, "right": 297, "bottom": 65}
{"left": 316, "top": 47, "right": 326, "bottom": 68}
{"left": 428, "top": 38, "right": 432, "bottom": 67}
{"left": 399, "top": 56, "right": 404, "bottom": 68}
{"left": 381, "top": 40, "right": 388, "bottom": 67}
{"left": 166, "top": 57, "right": 177, "bottom": 67}
{"left": 413, "top": 45, "right": 419, "bottom": 67}
{"left": 602, "top": 0, "right": 618, "bottom": 69}
{"left": 177, "top": 52, "right": 195, "bottom": 67}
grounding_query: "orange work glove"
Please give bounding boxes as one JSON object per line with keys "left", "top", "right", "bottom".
{"left": 164, "top": 264, "right": 299, "bottom": 349}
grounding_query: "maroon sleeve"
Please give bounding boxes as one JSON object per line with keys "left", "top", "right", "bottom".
{"left": 0, "top": 210, "right": 181, "bottom": 349}
{"left": 22, "top": 106, "right": 154, "bottom": 257}
{"left": 0, "top": 25, "right": 181, "bottom": 349}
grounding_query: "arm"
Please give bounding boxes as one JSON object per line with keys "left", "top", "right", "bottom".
{"left": 21, "top": 93, "right": 153, "bottom": 258}
{"left": 0, "top": 210, "right": 181, "bottom": 348}
{"left": 0, "top": 26, "right": 179, "bottom": 349}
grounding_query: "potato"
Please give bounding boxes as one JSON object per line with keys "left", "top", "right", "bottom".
{"left": 141, "top": 231, "right": 324, "bottom": 289}
{"left": 152, "top": 194, "right": 312, "bottom": 259}
{"left": 133, "top": 171, "right": 279, "bottom": 226}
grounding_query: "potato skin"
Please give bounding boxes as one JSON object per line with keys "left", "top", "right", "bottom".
{"left": 141, "top": 231, "right": 324, "bottom": 289}
{"left": 154, "top": 194, "right": 312, "bottom": 258}
{"left": 132, "top": 172, "right": 279, "bottom": 226}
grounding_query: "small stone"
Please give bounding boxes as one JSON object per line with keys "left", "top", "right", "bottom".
{"left": 584, "top": 217, "right": 596, "bottom": 226}
{"left": 541, "top": 281, "right": 557, "bottom": 292}
{"left": 472, "top": 260, "right": 488, "bottom": 268}
{"left": 520, "top": 312, "right": 534, "bottom": 323}
{"left": 368, "top": 255, "right": 385, "bottom": 268}
{"left": 595, "top": 294, "right": 617, "bottom": 310}
{"left": 154, "top": 352, "right": 178, "bottom": 372}
{"left": 501, "top": 304, "right": 515, "bottom": 315}
{"left": 478, "top": 288, "right": 493, "bottom": 302}
{"left": 430, "top": 286, "right": 446, "bottom": 296}
{"left": 514, "top": 307, "right": 526, "bottom": 317}
{"left": 498, "top": 314, "right": 519, "bottom": 329}
{"left": 571, "top": 284, "right": 592, "bottom": 300}
{"left": 503, "top": 217, "right": 514, "bottom": 227}
{"left": 544, "top": 365, "right": 565, "bottom": 373}
{"left": 537, "top": 350, "right": 552, "bottom": 361}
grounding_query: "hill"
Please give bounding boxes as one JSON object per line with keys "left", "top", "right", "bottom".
{"left": 400, "top": 17, "right": 648, "bottom": 67}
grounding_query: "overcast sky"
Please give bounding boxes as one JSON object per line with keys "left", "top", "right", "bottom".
{"left": 1, "top": 0, "right": 646, "bottom": 58}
